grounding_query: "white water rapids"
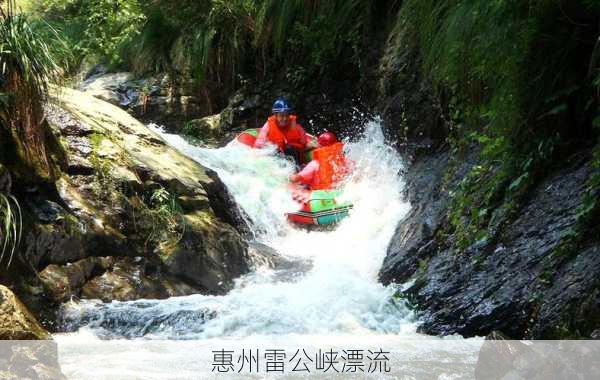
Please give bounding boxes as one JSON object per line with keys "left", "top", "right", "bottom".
{"left": 54, "top": 119, "right": 482, "bottom": 379}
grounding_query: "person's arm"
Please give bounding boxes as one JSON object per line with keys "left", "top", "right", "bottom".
{"left": 298, "top": 125, "right": 308, "bottom": 148}
{"left": 253, "top": 121, "right": 270, "bottom": 148}
{"left": 288, "top": 123, "right": 309, "bottom": 150}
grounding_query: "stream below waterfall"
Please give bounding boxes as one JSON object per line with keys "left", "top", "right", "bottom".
{"left": 53, "top": 119, "right": 483, "bottom": 379}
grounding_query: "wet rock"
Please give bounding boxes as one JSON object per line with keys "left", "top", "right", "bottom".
{"left": 204, "top": 168, "right": 251, "bottom": 236}
{"left": 183, "top": 114, "right": 223, "bottom": 145}
{"left": 65, "top": 136, "right": 93, "bottom": 157}
{"left": 44, "top": 89, "right": 249, "bottom": 300}
{"left": 24, "top": 224, "right": 87, "bottom": 268}
{"left": 379, "top": 151, "right": 450, "bottom": 284}
{"left": 76, "top": 70, "right": 206, "bottom": 129}
{"left": 80, "top": 72, "right": 134, "bottom": 106}
{"left": 247, "top": 242, "right": 282, "bottom": 269}
{"left": 120, "top": 88, "right": 140, "bottom": 107}
{"left": 38, "top": 256, "right": 198, "bottom": 304}
{"left": 245, "top": 242, "right": 313, "bottom": 284}
{"left": 26, "top": 199, "right": 67, "bottom": 224}
{"left": 45, "top": 103, "right": 93, "bottom": 137}
{"left": 82, "top": 63, "right": 108, "bottom": 80}
{"left": 177, "top": 195, "right": 211, "bottom": 213}
{"left": 380, "top": 149, "right": 477, "bottom": 285}
{"left": 81, "top": 258, "right": 199, "bottom": 302}
{"left": 394, "top": 159, "right": 599, "bottom": 338}
{"left": 163, "top": 211, "right": 249, "bottom": 294}
{"left": 21, "top": 190, "right": 129, "bottom": 268}
{"left": 219, "top": 93, "right": 262, "bottom": 133}
{"left": 0, "top": 285, "right": 50, "bottom": 340}
{"left": 59, "top": 298, "right": 217, "bottom": 338}
{"left": 38, "top": 257, "right": 111, "bottom": 304}
{"left": 532, "top": 244, "right": 600, "bottom": 338}
{"left": 16, "top": 87, "right": 253, "bottom": 311}
{"left": 66, "top": 155, "right": 95, "bottom": 176}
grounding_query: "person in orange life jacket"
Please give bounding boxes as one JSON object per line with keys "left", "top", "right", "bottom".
{"left": 290, "top": 131, "right": 348, "bottom": 190}
{"left": 254, "top": 98, "right": 316, "bottom": 164}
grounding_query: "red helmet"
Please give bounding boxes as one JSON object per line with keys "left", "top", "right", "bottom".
{"left": 317, "top": 132, "right": 337, "bottom": 147}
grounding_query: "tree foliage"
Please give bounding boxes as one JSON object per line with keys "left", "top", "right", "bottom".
{"left": 33, "top": 0, "right": 396, "bottom": 93}
{"left": 397, "top": 0, "right": 600, "bottom": 248}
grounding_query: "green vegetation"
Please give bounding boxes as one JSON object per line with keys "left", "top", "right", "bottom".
{"left": 0, "top": 0, "right": 68, "bottom": 269}
{"left": 28, "top": 0, "right": 397, "bottom": 103}
{"left": 33, "top": 0, "right": 144, "bottom": 69}
{"left": 143, "top": 187, "right": 185, "bottom": 249}
{"left": 1, "top": 1, "right": 596, "bottom": 255}
{"left": 0, "top": 192, "right": 22, "bottom": 268}
{"left": 1, "top": 0, "right": 68, "bottom": 181}
{"left": 395, "top": 0, "right": 600, "bottom": 249}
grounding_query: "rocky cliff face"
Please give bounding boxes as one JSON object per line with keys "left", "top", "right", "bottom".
{"left": 377, "top": 29, "right": 600, "bottom": 339}
{"left": 381, "top": 151, "right": 599, "bottom": 338}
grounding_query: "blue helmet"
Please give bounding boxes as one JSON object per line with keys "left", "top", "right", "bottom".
{"left": 272, "top": 98, "right": 292, "bottom": 114}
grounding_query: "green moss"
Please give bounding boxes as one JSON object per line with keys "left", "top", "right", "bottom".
{"left": 89, "top": 132, "right": 105, "bottom": 148}
{"left": 417, "top": 257, "right": 430, "bottom": 275}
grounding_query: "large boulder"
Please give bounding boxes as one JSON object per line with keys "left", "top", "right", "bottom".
{"left": 182, "top": 114, "right": 226, "bottom": 147}
{"left": 27, "top": 88, "right": 253, "bottom": 297}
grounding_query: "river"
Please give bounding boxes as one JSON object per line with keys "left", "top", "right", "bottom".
{"left": 53, "top": 119, "right": 482, "bottom": 379}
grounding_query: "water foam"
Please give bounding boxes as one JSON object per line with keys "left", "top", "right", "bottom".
{"left": 59, "top": 119, "right": 415, "bottom": 339}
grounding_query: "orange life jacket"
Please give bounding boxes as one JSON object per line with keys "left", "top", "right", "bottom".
{"left": 311, "top": 142, "right": 347, "bottom": 190}
{"left": 267, "top": 115, "right": 305, "bottom": 151}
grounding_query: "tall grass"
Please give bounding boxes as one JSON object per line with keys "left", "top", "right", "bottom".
{"left": 0, "top": 0, "right": 62, "bottom": 100}
{"left": 254, "top": 0, "right": 375, "bottom": 63}
{"left": 0, "top": 0, "right": 66, "bottom": 265}
{"left": 0, "top": 192, "right": 22, "bottom": 268}
{"left": 394, "top": 0, "right": 600, "bottom": 246}
{"left": 121, "top": 9, "right": 178, "bottom": 75}
{"left": 398, "top": 0, "right": 599, "bottom": 153}
{"left": 1, "top": 0, "right": 68, "bottom": 179}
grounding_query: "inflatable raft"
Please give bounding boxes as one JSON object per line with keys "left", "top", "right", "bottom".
{"left": 237, "top": 128, "right": 352, "bottom": 226}
{"left": 287, "top": 187, "right": 353, "bottom": 225}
